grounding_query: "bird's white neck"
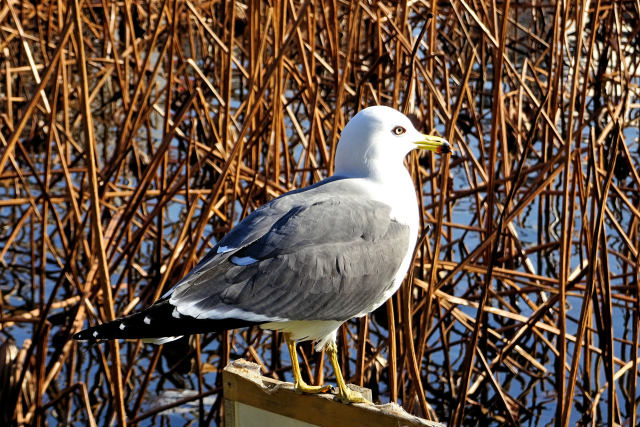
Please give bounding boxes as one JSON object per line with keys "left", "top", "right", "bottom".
{"left": 334, "top": 134, "right": 412, "bottom": 183}
{"left": 334, "top": 161, "right": 419, "bottom": 233}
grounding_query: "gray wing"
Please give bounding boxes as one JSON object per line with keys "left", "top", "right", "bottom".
{"left": 168, "top": 178, "right": 411, "bottom": 322}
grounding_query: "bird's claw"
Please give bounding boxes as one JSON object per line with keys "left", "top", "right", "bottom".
{"left": 294, "top": 381, "right": 331, "bottom": 395}
{"left": 335, "top": 386, "right": 372, "bottom": 405}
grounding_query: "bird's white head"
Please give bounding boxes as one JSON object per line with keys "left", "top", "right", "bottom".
{"left": 334, "top": 106, "right": 450, "bottom": 180}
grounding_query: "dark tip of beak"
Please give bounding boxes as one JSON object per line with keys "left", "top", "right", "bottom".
{"left": 439, "top": 142, "right": 452, "bottom": 154}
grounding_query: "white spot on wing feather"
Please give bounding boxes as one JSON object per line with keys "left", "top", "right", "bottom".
{"left": 143, "top": 316, "right": 151, "bottom": 325}
{"left": 119, "top": 323, "right": 125, "bottom": 330}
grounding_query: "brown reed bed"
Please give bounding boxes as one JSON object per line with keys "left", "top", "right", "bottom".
{"left": 1, "top": 0, "right": 639, "bottom": 425}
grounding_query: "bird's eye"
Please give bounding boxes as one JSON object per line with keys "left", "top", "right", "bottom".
{"left": 392, "top": 126, "right": 406, "bottom": 135}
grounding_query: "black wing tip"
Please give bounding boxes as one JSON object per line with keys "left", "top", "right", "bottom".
{"left": 73, "top": 323, "right": 116, "bottom": 342}
{"left": 72, "top": 299, "right": 262, "bottom": 343}
{"left": 72, "top": 329, "right": 88, "bottom": 341}
{"left": 72, "top": 329, "right": 102, "bottom": 342}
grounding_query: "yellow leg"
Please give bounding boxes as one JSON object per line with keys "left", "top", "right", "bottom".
{"left": 325, "top": 342, "right": 372, "bottom": 404}
{"left": 285, "top": 334, "right": 330, "bottom": 394}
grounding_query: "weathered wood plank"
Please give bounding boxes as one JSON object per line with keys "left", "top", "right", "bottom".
{"left": 223, "top": 360, "right": 445, "bottom": 427}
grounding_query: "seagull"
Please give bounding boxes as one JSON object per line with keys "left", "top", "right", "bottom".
{"left": 73, "top": 106, "right": 450, "bottom": 404}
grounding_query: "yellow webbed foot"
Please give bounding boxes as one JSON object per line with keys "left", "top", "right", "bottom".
{"left": 286, "top": 334, "right": 331, "bottom": 395}
{"left": 293, "top": 380, "right": 331, "bottom": 395}
{"left": 326, "top": 341, "right": 373, "bottom": 405}
{"left": 335, "top": 385, "right": 372, "bottom": 405}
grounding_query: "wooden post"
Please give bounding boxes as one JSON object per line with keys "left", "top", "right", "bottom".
{"left": 223, "top": 359, "right": 445, "bottom": 427}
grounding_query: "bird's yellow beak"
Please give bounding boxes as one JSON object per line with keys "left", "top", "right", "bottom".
{"left": 415, "top": 134, "right": 451, "bottom": 154}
